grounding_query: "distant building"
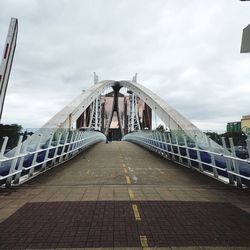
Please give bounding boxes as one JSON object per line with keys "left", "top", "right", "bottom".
{"left": 226, "top": 121, "right": 241, "bottom": 133}
{"left": 241, "top": 115, "right": 250, "bottom": 134}
{"left": 76, "top": 91, "right": 152, "bottom": 140}
{"left": 226, "top": 116, "right": 250, "bottom": 135}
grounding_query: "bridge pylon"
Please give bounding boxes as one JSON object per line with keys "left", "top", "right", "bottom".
{"left": 0, "top": 18, "right": 18, "bottom": 121}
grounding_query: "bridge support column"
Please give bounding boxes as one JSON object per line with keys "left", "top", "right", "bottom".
{"left": 105, "top": 84, "right": 124, "bottom": 139}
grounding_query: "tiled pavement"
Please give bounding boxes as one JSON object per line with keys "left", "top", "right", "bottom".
{"left": 0, "top": 141, "right": 250, "bottom": 249}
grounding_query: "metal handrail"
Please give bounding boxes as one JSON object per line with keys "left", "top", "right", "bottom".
{"left": 123, "top": 131, "right": 250, "bottom": 187}
{"left": 0, "top": 130, "right": 105, "bottom": 187}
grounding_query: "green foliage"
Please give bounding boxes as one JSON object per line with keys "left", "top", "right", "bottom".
{"left": 206, "top": 131, "right": 247, "bottom": 147}
{"left": 206, "top": 132, "right": 222, "bottom": 145}
{"left": 0, "top": 124, "right": 23, "bottom": 149}
{"left": 221, "top": 132, "right": 247, "bottom": 147}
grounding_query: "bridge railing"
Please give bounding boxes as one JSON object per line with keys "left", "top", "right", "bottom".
{"left": 0, "top": 130, "right": 105, "bottom": 187}
{"left": 123, "top": 130, "right": 250, "bottom": 188}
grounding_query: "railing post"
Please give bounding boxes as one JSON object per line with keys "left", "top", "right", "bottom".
{"left": 183, "top": 135, "right": 192, "bottom": 167}
{"left": 146, "top": 131, "right": 150, "bottom": 146}
{"left": 51, "top": 133, "right": 62, "bottom": 165}
{"left": 246, "top": 137, "right": 250, "bottom": 159}
{"left": 29, "top": 134, "right": 43, "bottom": 176}
{"left": 207, "top": 136, "right": 218, "bottom": 178}
{"left": 194, "top": 135, "right": 204, "bottom": 172}
{"left": 6, "top": 135, "right": 23, "bottom": 187}
{"left": 59, "top": 132, "right": 69, "bottom": 163}
{"left": 155, "top": 131, "right": 161, "bottom": 151}
{"left": 71, "top": 131, "right": 80, "bottom": 155}
{"left": 174, "top": 133, "right": 183, "bottom": 164}
{"left": 229, "top": 138, "right": 242, "bottom": 188}
{"left": 0, "top": 130, "right": 105, "bottom": 187}
{"left": 0, "top": 136, "right": 8, "bottom": 159}
{"left": 149, "top": 132, "right": 153, "bottom": 149}
{"left": 0, "top": 137, "right": 8, "bottom": 183}
{"left": 168, "top": 132, "right": 176, "bottom": 161}
{"left": 14, "top": 135, "right": 31, "bottom": 183}
{"left": 221, "top": 137, "right": 234, "bottom": 185}
{"left": 159, "top": 132, "right": 166, "bottom": 156}
{"left": 77, "top": 131, "right": 84, "bottom": 150}
{"left": 41, "top": 133, "right": 54, "bottom": 169}
{"left": 162, "top": 132, "right": 169, "bottom": 158}
{"left": 66, "top": 130, "right": 75, "bottom": 159}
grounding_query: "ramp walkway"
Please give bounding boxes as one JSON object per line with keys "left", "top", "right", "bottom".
{"left": 0, "top": 141, "right": 250, "bottom": 249}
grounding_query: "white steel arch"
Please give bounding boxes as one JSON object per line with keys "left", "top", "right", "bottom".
{"left": 43, "top": 79, "right": 197, "bottom": 131}
{"left": 0, "top": 18, "right": 18, "bottom": 120}
{"left": 41, "top": 80, "right": 223, "bottom": 152}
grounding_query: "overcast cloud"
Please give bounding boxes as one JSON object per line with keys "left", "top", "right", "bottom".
{"left": 0, "top": 0, "right": 250, "bottom": 132}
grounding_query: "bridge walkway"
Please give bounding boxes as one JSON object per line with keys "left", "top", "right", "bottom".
{"left": 0, "top": 141, "right": 250, "bottom": 249}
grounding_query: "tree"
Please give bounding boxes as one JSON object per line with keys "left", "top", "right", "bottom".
{"left": 0, "top": 124, "right": 23, "bottom": 150}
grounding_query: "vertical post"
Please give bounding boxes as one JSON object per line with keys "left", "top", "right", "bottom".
{"left": 76, "top": 131, "right": 84, "bottom": 151}
{"left": 155, "top": 131, "right": 161, "bottom": 151}
{"left": 29, "top": 134, "right": 43, "bottom": 176}
{"left": 183, "top": 135, "right": 192, "bottom": 168}
{"left": 229, "top": 138, "right": 242, "bottom": 187}
{"left": 5, "top": 135, "right": 23, "bottom": 187}
{"left": 146, "top": 131, "right": 149, "bottom": 145}
{"left": 221, "top": 137, "right": 234, "bottom": 185}
{"left": 194, "top": 135, "right": 204, "bottom": 172}
{"left": 162, "top": 132, "right": 170, "bottom": 159}
{"left": 207, "top": 136, "right": 218, "bottom": 178}
{"left": 72, "top": 131, "right": 80, "bottom": 154}
{"left": 66, "top": 130, "right": 75, "bottom": 160}
{"left": 168, "top": 132, "right": 176, "bottom": 161}
{"left": 174, "top": 133, "right": 183, "bottom": 164}
{"left": 52, "top": 133, "right": 62, "bottom": 165}
{"left": 14, "top": 135, "right": 30, "bottom": 183}
{"left": 0, "top": 136, "right": 8, "bottom": 159}
{"left": 69, "top": 113, "right": 72, "bottom": 128}
{"left": 95, "top": 99, "right": 98, "bottom": 130}
{"left": 41, "top": 133, "right": 54, "bottom": 169}
{"left": 246, "top": 137, "right": 250, "bottom": 159}
{"left": 131, "top": 93, "right": 135, "bottom": 131}
{"left": 59, "top": 132, "right": 69, "bottom": 163}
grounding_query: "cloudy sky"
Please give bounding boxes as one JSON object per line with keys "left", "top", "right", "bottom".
{"left": 0, "top": 0, "right": 249, "bottom": 132}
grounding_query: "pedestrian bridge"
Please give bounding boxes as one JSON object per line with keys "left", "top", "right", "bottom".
{"left": 0, "top": 141, "right": 250, "bottom": 249}
{"left": 0, "top": 18, "right": 250, "bottom": 249}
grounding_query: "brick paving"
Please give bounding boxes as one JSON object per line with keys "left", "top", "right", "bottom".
{"left": 0, "top": 201, "right": 250, "bottom": 249}
{"left": 0, "top": 141, "right": 250, "bottom": 249}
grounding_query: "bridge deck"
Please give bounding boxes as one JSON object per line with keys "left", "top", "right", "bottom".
{"left": 0, "top": 141, "right": 250, "bottom": 249}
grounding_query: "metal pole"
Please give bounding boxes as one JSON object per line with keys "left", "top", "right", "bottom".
{"left": 207, "top": 136, "right": 218, "bottom": 178}
{"left": 221, "top": 137, "right": 234, "bottom": 185}
{"left": 6, "top": 135, "right": 23, "bottom": 187}
{"left": 229, "top": 137, "right": 242, "bottom": 187}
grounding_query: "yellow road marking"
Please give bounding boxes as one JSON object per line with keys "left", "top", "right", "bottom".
{"left": 140, "top": 235, "right": 149, "bottom": 248}
{"left": 132, "top": 204, "right": 141, "bottom": 221}
{"left": 126, "top": 175, "right": 131, "bottom": 184}
{"left": 122, "top": 163, "right": 126, "bottom": 168}
{"left": 124, "top": 168, "right": 128, "bottom": 174}
{"left": 86, "top": 169, "right": 90, "bottom": 174}
{"left": 157, "top": 168, "right": 164, "bottom": 174}
{"left": 128, "top": 188, "right": 134, "bottom": 200}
